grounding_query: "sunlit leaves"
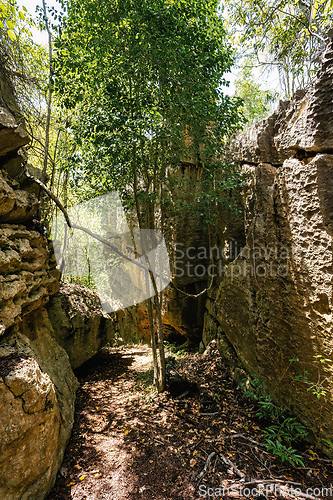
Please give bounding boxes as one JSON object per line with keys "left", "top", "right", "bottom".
{"left": 52, "top": 0, "right": 244, "bottom": 217}
{"left": 225, "top": 0, "right": 333, "bottom": 97}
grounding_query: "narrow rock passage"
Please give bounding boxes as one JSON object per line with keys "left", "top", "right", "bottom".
{"left": 47, "top": 344, "right": 333, "bottom": 500}
{"left": 47, "top": 345, "right": 199, "bottom": 500}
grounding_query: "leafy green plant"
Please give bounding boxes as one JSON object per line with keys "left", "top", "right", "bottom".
{"left": 264, "top": 439, "right": 305, "bottom": 467}
{"left": 164, "top": 341, "right": 188, "bottom": 358}
{"left": 322, "top": 438, "right": 333, "bottom": 448}
{"left": 238, "top": 374, "right": 265, "bottom": 400}
{"left": 293, "top": 355, "right": 333, "bottom": 399}
{"left": 239, "top": 374, "right": 307, "bottom": 468}
{"left": 261, "top": 418, "right": 308, "bottom": 444}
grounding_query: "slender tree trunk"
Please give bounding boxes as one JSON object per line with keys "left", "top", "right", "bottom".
{"left": 41, "top": 0, "right": 52, "bottom": 185}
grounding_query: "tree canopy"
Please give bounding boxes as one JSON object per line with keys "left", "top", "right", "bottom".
{"left": 52, "top": 0, "right": 245, "bottom": 391}
{"left": 53, "top": 0, "right": 243, "bottom": 204}
{"left": 226, "top": 0, "right": 333, "bottom": 97}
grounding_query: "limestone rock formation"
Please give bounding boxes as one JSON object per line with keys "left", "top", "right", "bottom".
{"left": 227, "top": 100, "right": 290, "bottom": 166}
{"left": 274, "top": 46, "right": 333, "bottom": 152}
{"left": 0, "top": 106, "right": 29, "bottom": 157}
{"left": 203, "top": 36, "right": 333, "bottom": 455}
{"left": 47, "top": 283, "right": 117, "bottom": 369}
{"left": 0, "top": 309, "right": 78, "bottom": 500}
{"left": 0, "top": 225, "right": 59, "bottom": 333}
{"left": 0, "top": 77, "right": 78, "bottom": 499}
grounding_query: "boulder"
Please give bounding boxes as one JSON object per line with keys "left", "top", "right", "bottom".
{"left": 47, "top": 283, "right": 117, "bottom": 369}
{"left": 0, "top": 309, "right": 78, "bottom": 500}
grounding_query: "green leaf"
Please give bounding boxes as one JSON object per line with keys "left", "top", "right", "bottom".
{"left": 7, "top": 29, "right": 16, "bottom": 41}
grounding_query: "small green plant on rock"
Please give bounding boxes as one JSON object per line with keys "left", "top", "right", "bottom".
{"left": 293, "top": 355, "right": 333, "bottom": 399}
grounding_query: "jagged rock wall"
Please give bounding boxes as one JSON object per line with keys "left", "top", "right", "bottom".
{"left": 0, "top": 75, "right": 115, "bottom": 499}
{"left": 0, "top": 78, "right": 79, "bottom": 499}
{"left": 203, "top": 36, "right": 333, "bottom": 454}
{"left": 0, "top": 309, "right": 78, "bottom": 500}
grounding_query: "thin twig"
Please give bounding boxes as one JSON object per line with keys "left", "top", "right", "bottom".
{"left": 154, "top": 439, "right": 165, "bottom": 445}
{"left": 199, "top": 411, "right": 220, "bottom": 416}
{"left": 209, "top": 433, "right": 263, "bottom": 447}
{"left": 23, "top": 165, "right": 153, "bottom": 273}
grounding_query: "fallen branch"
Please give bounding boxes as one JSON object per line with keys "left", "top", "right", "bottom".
{"left": 23, "top": 164, "right": 150, "bottom": 273}
{"left": 154, "top": 439, "right": 165, "bottom": 445}
{"left": 241, "top": 479, "right": 302, "bottom": 487}
{"left": 209, "top": 433, "right": 263, "bottom": 447}
{"left": 199, "top": 411, "right": 220, "bottom": 416}
{"left": 23, "top": 163, "right": 72, "bottom": 228}
{"left": 229, "top": 479, "right": 319, "bottom": 500}
{"left": 303, "top": 453, "right": 333, "bottom": 463}
{"left": 219, "top": 453, "right": 246, "bottom": 479}
{"left": 196, "top": 452, "right": 216, "bottom": 483}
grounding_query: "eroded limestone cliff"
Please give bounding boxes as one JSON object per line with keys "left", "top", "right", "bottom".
{"left": 203, "top": 36, "right": 333, "bottom": 455}
{"left": 0, "top": 74, "right": 116, "bottom": 499}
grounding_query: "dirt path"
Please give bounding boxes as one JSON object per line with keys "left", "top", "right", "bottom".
{"left": 47, "top": 344, "right": 333, "bottom": 500}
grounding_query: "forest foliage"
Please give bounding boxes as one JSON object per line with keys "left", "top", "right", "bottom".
{"left": 0, "top": 0, "right": 332, "bottom": 390}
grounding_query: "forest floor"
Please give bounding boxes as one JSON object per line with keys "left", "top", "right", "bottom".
{"left": 47, "top": 342, "right": 333, "bottom": 500}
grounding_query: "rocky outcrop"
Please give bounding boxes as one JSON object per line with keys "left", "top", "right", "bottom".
{"left": 47, "top": 283, "right": 116, "bottom": 369}
{"left": 275, "top": 46, "right": 333, "bottom": 152}
{"left": 0, "top": 107, "right": 29, "bottom": 157}
{"left": 0, "top": 309, "right": 78, "bottom": 500}
{"left": 0, "top": 224, "right": 59, "bottom": 333}
{"left": 0, "top": 78, "right": 79, "bottom": 499}
{"left": 228, "top": 100, "right": 291, "bottom": 165}
{"left": 229, "top": 40, "right": 333, "bottom": 163}
{"left": 203, "top": 36, "right": 333, "bottom": 455}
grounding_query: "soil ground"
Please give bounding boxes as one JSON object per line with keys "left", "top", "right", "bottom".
{"left": 47, "top": 342, "right": 333, "bottom": 500}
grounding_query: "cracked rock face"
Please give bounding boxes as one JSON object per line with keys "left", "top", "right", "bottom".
{"left": 47, "top": 283, "right": 116, "bottom": 370}
{"left": 0, "top": 309, "right": 78, "bottom": 500}
{"left": 275, "top": 41, "right": 333, "bottom": 152}
{"left": 0, "top": 226, "right": 60, "bottom": 333}
{"left": 204, "top": 36, "right": 333, "bottom": 455}
{"left": 0, "top": 107, "right": 29, "bottom": 157}
{"left": 0, "top": 77, "right": 77, "bottom": 500}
